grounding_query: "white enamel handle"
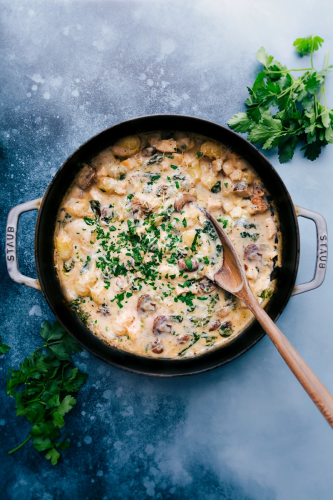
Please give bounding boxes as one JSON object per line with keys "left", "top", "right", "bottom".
{"left": 6, "top": 198, "right": 42, "bottom": 290}
{"left": 292, "top": 206, "right": 328, "bottom": 296}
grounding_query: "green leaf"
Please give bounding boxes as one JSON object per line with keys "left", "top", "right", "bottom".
{"left": 227, "top": 112, "right": 252, "bottom": 133}
{"left": 30, "top": 422, "right": 60, "bottom": 440}
{"left": 252, "top": 72, "right": 265, "bottom": 92}
{"left": 305, "top": 73, "right": 321, "bottom": 94}
{"left": 0, "top": 336, "right": 10, "bottom": 354}
{"left": 301, "top": 141, "right": 323, "bottom": 161}
{"left": 48, "top": 343, "right": 71, "bottom": 361}
{"left": 293, "top": 36, "right": 324, "bottom": 56}
{"left": 45, "top": 447, "right": 61, "bottom": 465}
{"left": 256, "top": 47, "right": 274, "bottom": 67}
{"left": 58, "top": 435, "right": 71, "bottom": 451}
{"left": 278, "top": 135, "right": 298, "bottom": 163}
{"left": 63, "top": 371, "right": 88, "bottom": 392}
{"left": 321, "top": 108, "right": 330, "bottom": 128}
{"left": 33, "top": 436, "right": 53, "bottom": 451}
{"left": 248, "top": 116, "right": 282, "bottom": 144}
{"left": 39, "top": 321, "right": 52, "bottom": 340}
{"left": 262, "top": 134, "right": 280, "bottom": 150}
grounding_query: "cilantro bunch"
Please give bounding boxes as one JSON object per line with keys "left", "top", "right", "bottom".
{"left": 228, "top": 36, "right": 333, "bottom": 162}
{"left": 6, "top": 321, "right": 88, "bottom": 465}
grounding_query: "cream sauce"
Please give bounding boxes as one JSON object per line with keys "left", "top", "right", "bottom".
{"left": 54, "top": 131, "right": 281, "bottom": 358}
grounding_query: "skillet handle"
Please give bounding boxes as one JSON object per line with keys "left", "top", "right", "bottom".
{"left": 292, "top": 206, "right": 328, "bottom": 296}
{"left": 6, "top": 198, "right": 42, "bottom": 290}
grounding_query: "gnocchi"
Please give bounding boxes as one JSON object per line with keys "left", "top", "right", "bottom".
{"left": 54, "top": 130, "right": 281, "bottom": 359}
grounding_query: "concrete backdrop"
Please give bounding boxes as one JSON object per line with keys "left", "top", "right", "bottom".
{"left": 1, "top": 0, "right": 333, "bottom": 499}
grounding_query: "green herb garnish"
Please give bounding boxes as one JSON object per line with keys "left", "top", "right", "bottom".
{"left": 240, "top": 231, "right": 260, "bottom": 241}
{"left": 258, "top": 288, "right": 274, "bottom": 299}
{"left": 184, "top": 258, "right": 193, "bottom": 270}
{"left": 6, "top": 321, "right": 88, "bottom": 465}
{"left": 211, "top": 181, "right": 221, "bottom": 193}
{"left": 228, "top": 35, "right": 333, "bottom": 162}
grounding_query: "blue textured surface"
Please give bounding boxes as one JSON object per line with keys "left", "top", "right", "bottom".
{"left": 1, "top": 1, "right": 333, "bottom": 499}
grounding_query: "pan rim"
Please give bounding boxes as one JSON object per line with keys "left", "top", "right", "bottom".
{"left": 35, "top": 114, "right": 300, "bottom": 377}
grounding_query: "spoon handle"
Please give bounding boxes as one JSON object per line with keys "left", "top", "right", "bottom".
{"left": 243, "top": 292, "right": 333, "bottom": 428}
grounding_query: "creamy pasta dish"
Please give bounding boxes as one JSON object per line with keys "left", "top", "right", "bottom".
{"left": 54, "top": 131, "right": 281, "bottom": 358}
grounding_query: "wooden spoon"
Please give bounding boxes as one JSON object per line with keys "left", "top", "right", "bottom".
{"left": 205, "top": 210, "right": 333, "bottom": 428}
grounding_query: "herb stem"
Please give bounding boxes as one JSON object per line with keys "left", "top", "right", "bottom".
{"left": 8, "top": 435, "right": 32, "bottom": 454}
{"left": 266, "top": 67, "right": 313, "bottom": 74}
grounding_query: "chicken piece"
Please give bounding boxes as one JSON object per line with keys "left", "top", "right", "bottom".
{"left": 265, "top": 217, "right": 277, "bottom": 239}
{"left": 156, "top": 139, "right": 178, "bottom": 153}
{"left": 96, "top": 177, "right": 127, "bottom": 195}
{"left": 64, "top": 199, "right": 94, "bottom": 218}
{"left": 246, "top": 265, "right": 259, "bottom": 280}
{"left": 229, "top": 169, "right": 243, "bottom": 182}
{"left": 201, "top": 173, "right": 219, "bottom": 190}
{"left": 229, "top": 207, "right": 243, "bottom": 219}
{"left": 222, "top": 160, "right": 235, "bottom": 176}
{"left": 207, "top": 199, "right": 223, "bottom": 211}
{"left": 121, "top": 156, "right": 140, "bottom": 170}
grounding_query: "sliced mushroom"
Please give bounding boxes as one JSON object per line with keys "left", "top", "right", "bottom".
{"left": 248, "top": 197, "right": 270, "bottom": 214}
{"left": 100, "top": 205, "right": 114, "bottom": 223}
{"left": 178, "top": 258, "right": 199, "bottom": 272}
{"left": 77, "top": 165, "right": 96, "bottom": 190}
{"left": 156, "top": 184, "right": 170, "bottom": 198}
{"left": 151, "top": 340, "right": 164, "bottom": 354}
{"left": 176, "top": 334, "right": 190, "bottom": 344}
{"left": 174, "top": 193, "right": 197, "bottom": 212}
{"left": 142, "top": 146, "right": 157, "bottom": 157}
{"left": 137, "top": 294, "right": 156, "bottom": 313}
{"left": 131, "top": 197, "right": 153, "bottom": 217}
{"left": 233, "top": 181, "right": 252, "bottom": 197}
{"left": 208, "top": 320, "right": 221, "bottom": 331}
{"left": 198, "top": 277, "right": 216, "bottom": 295}
{"left": 153, "top": 316, "right": 172, "bottom": 335}
{"left": 96, "top": 304, "right": 110, "bottom": 316}
{"left": 253, "top": 183, "right": 265, "bottom": 197}
{"left": 244, "top": 244, "right": 262, "bottom": 262}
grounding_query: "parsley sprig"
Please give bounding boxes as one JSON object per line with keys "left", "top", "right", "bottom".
{"left": 6, "top": 321, "right": 88, "bottom": 465}
{"left": 228, "top": 35, "right": 333, "bottom": 162}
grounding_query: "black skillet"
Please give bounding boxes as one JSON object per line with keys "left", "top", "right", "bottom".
{"left": 5, "top": 115, "right": 328, "bottom": 377}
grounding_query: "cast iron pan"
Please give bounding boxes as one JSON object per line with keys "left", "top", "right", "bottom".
{"left": 6, "top": 115, "right": 328, "bottom": 376}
